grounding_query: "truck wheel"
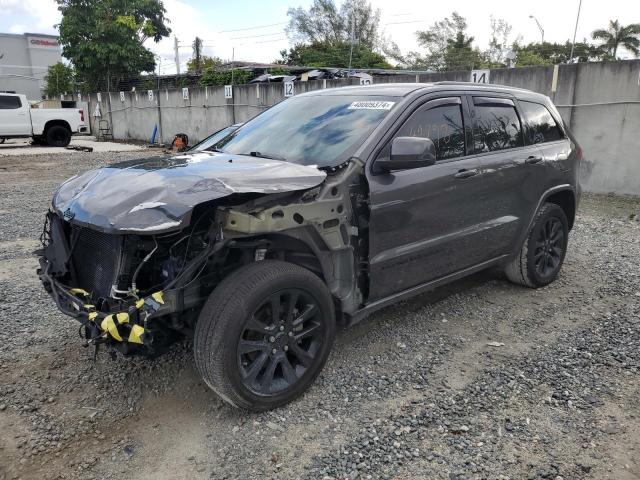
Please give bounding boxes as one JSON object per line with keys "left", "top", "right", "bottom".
{"left": 194, "top": 260, "right": 335, "bottom": 411}
{"left": 46, "top": 125, "right": 71, "bottom": 147}
{"left": 505, "top": 202, "right": 569, "bottom": 288}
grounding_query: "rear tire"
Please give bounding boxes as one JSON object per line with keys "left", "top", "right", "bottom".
{"left": 194, "top": 260, "right": 335, "bottom": 411}
{"left": 505, "top": 202, "right": 569, "bottom": 288}
{"left": 45, "top": 125, "right": 71, "bottom": 147}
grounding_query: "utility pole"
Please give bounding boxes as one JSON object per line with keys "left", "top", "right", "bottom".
{"left": 174, "top": 36, "right": 180, "bottom": 75}
{"left": 347, "top": 14, "right": 355, "bottom": 73}
{"left": 231, "top": 47, "right": 235, "bottom": 84}
{"left": 569, "top": 0, "right": 583, "bottom": 63}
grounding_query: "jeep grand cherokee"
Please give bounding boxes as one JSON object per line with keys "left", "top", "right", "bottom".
{"left": 37, "top": 83, "right": 582, "bottom": 411}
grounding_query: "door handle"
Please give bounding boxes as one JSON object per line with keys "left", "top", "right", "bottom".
{"left": 525, "top": 155, "right": 543, "bottom": 164}
{"left": 454, "top": 168, "right": 479, "bottom": 179}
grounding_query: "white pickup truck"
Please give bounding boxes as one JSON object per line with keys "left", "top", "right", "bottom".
{"left": 0, "top": 93, "right": 88, "bottom": 147}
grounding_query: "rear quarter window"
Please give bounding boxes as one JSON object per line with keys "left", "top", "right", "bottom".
{"left": 473, "top": 103, "right": 523, "bottom": 153}
{"left": 519, "top": 100, "right": 563, "bottom": 144}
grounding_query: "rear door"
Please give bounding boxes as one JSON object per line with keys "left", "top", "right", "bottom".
{"left": 468, "top": 95, "right": 538, "bottom": 256}
{"left": 0, "top": 95, "right": 31, "bottom": 136}
{"left": 367, "top": 95, "right": 489, "bottom": 300}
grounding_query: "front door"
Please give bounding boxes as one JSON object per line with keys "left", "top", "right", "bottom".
{"left": 0, "top": 95, "right": 31, "bottom": 136}
{"left": 367, "top": 96, "right": 489, "bottom": 301}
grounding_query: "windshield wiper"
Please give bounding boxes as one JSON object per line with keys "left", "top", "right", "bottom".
{"left": 244, "top": 151, "right": 287, "bottom": 161}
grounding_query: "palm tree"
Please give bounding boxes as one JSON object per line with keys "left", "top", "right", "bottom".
{"left": 592, "top": 20, "right": 640, "bottom": 59}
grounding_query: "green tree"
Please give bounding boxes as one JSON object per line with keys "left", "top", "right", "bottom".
{"left": 187, "top": 55, "right": 223, "bottom": 73}
{"left": 43, "top": 62, "right": 75, "bottom": 97}
{"left": 286, "top": 0, "right": 380, "bottom": 49}
{"left": 412, "top": 12, "right": 470, "bottom": 70}
{"left": 485, "top": 16, "right": 514, "bottom": 68}
{"left": 443, "top": 31, "right": 484, "bottom": 70}
{"left": 592, "top": 20, "right": 640, "bottom": 58}
{"left": 279, "top": 42, "right": 391, "bottom": 68}
{"left": 284, "top": 0, "right": 391, "bottom": 69}
{"left": 56, "top": 0, "right": 170, "bottom": 92}
{"left": 199, "top": 69, "right": 252, "bottom": 87}
{"left": 513, "top": 41, "right": 603, "bottom": 66}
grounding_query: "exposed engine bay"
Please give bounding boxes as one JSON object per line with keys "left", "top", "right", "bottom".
{"left": 37, "top": 152, "right": 370, "bottom": 356}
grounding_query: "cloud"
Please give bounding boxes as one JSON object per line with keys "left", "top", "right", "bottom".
{"left": 0, "top": 0, "right": 60, "bottom": 33}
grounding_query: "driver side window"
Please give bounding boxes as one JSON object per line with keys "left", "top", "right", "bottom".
{"left": 377, "top": 101, "right": 466, "bottom": 161}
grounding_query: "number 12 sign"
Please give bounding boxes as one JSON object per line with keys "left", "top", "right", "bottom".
{"left": 470, "top": 69, "right": 490, "bottom": 84}
{"left": 284, "top": 81, "right": 294, "bottom": 97}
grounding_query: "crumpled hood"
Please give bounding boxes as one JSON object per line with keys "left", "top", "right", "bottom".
{"left": 53, "top": 151, "right": 327, "bottom": 233}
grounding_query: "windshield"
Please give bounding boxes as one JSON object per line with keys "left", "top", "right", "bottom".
{"left": 190, "top": 125, "right": 240, "bottom": 151}
{"left": 213, "top": 95, "right": 398, "bottom": 167}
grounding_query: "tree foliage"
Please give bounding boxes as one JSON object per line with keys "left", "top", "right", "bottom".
{"left": 286, "top": 0, "right": 380, "bottom": 48}
{"left": 55, "top": 0, "right": 170, "bottom": 92}
{"left": 43, "top": 62, "right": 75, "bottom": 97}
{"left": 284, "top": 0, "right": 389, "bottom": 68}
{"left": 199, "top": 69, "right": 252, "bottom": 87}
{"left": 187, "top": 55, "right": 223, "bottom": 73}
{"left": 592, "top": 20, "right": 640, "bottom": 58}
{"left": 513, "top": 41, "right": 604, "bottom": 66}
{"left": 279, "top": 42, "right": 391, "bottom": 68}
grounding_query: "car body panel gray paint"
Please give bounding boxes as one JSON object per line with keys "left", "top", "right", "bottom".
{"left": 52, "top": 152, "right": 327, "bottom": 234}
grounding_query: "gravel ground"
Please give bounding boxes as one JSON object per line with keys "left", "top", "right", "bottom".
{"left": 0, "top": 151, "right": 639, "bottom": 480}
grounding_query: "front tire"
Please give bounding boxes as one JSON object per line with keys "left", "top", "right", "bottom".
{"left": 194, "top": 260, "right": 335, "bottom": 411}
{"left": 505, "top": 202, "right": 569, "bottom": 288}
{"left": 46, "top": 125, "right": 71, "bottom": 147}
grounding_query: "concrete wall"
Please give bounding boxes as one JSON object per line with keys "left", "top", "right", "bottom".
{"left": 84, "top": 60, "right": 640, "bottom": 195}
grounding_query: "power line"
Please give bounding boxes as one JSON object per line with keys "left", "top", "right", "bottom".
{"left": 230, "top": 31, "right": 285, "bottom": 41}
{"left": 218, "top": 22, "right": 287, "bottom": 34}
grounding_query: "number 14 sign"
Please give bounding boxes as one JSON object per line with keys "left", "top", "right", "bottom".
{"left": 470, "top": 69, "right": 490, "bottom": 84}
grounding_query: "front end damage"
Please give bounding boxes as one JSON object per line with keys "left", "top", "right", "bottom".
{"left": 37, "top": 153, "right": 370, "bottom": 356}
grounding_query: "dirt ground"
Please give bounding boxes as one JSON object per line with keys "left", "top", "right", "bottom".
{"left": 0, "top": 151, "right": 639, "bottom": 480}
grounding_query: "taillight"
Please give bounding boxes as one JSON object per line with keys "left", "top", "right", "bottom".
{"left": 576, "top": 146, "right": 583, "bottom": 160}
{"left": 79, "top": 109, "right": 84, "bottom": 122}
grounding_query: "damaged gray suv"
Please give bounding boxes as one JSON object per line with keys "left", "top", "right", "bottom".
{"left": 37, "top": 83, "right": 582, "bottom": 410}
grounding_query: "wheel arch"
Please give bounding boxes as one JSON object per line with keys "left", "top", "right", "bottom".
{"left": 44, "top": 119, "right": 72, "bottom": 134}
{"left": 225, "top": 228, "right": 360, "bottom": 318}
{"left": 544, "top": 189, "right": 576, "bottom": 230}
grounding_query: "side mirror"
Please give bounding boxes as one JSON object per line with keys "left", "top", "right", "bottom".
{"left": 376, "top": 137, "right": 437, "bottom": 172}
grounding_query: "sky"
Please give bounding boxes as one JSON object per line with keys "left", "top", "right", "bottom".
{"left": 1, "top": 0, "right": 639, "bottom": 74}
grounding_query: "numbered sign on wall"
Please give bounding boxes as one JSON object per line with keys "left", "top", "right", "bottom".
{"left": 284, "top": 81, "right": 294, "bottom": 97}
{"left": 148, "top": 90, "right": 154, "bottom": 101}
{"left": 182, "top": 87, "right": 189, "bottom": 100}
{"left": 224, "top": 85, "right": 233, "bottom": 99}
{"left": 470, "top": 69, "right": 490, "bottom": 84}
{"left": 120, "top": 91, "right": 125, "bottom": 102}
{"left": 359, "top": 75, "right": 373, "bottom": 86}
{"left": 77, "top": 93, "right": 82, "bottom": 102}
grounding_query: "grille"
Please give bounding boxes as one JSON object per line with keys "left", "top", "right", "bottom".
{"left": 70, "top": 227, "right": 123, "bottom": 299}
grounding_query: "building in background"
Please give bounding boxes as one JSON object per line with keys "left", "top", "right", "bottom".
{"left": 0, "top": 33, "right": 62, "bottom": 100}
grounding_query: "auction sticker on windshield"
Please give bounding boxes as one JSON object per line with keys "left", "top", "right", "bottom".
{"left": 347, "top": 101, "right": 395, "bottom": 110}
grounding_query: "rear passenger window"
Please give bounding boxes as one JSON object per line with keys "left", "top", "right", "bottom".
{"left": 473, "top": 103, "right": 523, "bottom": 152}
{"left": 0, "top": 96, "right": 22, "bottom": 109}
{"left": 519, "top": 101, "right": 563, "bottom": 144}
{"left": 380, "top": 102, "right": 465, "bottom": 161}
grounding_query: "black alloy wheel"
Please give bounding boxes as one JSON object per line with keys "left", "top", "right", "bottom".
{"left": 533, "top": 217, "right": 565, "bottom": 279}
{"left": 505, "top": 202, "right": 569, "bottom": 288}
{"left": 237, "top": 288, "right": 324, "bottom": 396}
{"left": 194, "top": 260, "right": 335, "bottom": 411}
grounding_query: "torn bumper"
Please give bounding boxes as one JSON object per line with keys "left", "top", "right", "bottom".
{"left": 38, "top": 257, "right": 173, "bottom": 346}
